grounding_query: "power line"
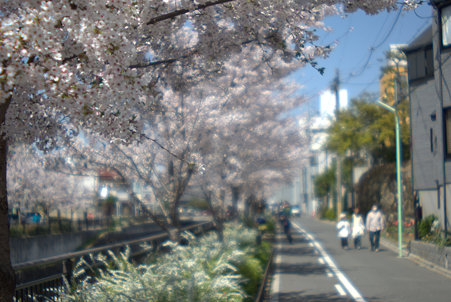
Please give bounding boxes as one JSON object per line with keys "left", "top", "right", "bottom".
{"left": 373, "top": 7, "right": 404, "bottom": 49}
{"left": 414, "top": 6, "right": 433, "bottom": 19}
{"left": 346, "top": 5, "right": 404, "bottom": 80}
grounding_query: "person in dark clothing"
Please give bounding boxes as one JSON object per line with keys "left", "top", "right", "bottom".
{"left": 280, "top": 215, "right": 293, "bottom": 243}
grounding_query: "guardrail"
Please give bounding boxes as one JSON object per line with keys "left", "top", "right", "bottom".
{"left": 13, "top": 221, "right": 214, "bottom": 302}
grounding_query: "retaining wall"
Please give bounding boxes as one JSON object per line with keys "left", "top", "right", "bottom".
{"left": 10, "top": 230, "right": 101, "bottom": 265}
{"left": 409, "top": 240, "right": 451, "bottom": 271}
{"left": 10, "top": 221, "right": 196, "bottom": 265}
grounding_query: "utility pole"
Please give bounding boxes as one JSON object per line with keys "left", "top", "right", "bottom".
{"left": 377, "top": 99, "right": 403, "bottom": 257}
{"left": 332, "top": 70, "right": 343, "bottom": 217}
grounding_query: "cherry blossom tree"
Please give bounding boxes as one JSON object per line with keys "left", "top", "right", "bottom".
{"left": 0, "top": 0, "right": 420, "bottom": 298}
{"left": 8, "top": 144, "right": 95, "bottom": 222}
{"left": 43, "top": 44, "right": 307, "bottom": 243}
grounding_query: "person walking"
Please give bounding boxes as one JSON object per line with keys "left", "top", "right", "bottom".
{"left": 280, "top": 214, "right": 293, "bottom": 244}
{"left": 351, "top": 208, "right": 365, "bottom": 249}
{"left": 366, "top": 204, "right": 385, "bottom": 252}
{"left": 336, "top": 213, "right": 351, "bottom": 250}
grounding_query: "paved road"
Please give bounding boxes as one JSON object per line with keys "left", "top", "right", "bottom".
{"left": 270, "top": 216, "right": 451, "bottom": 302}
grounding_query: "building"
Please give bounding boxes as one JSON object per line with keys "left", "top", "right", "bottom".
{"left": 404, "top": 0, "right": 451, "bottom": 232}
{"left": 294, "top": 89, "right": 348, "bottom": 215}
{"left": 97, "top": 169, "right": 136, "bottom": 217}
{"left": 319, "top": 89, "right": 348, "bottom": 118}
{"left": 379, "top": 44, "right": 408, "bottom": 106}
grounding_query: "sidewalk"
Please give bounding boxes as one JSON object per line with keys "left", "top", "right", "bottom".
{"left": 268, "top": 216, "right": 451, "bottom": 302}
{"left": 380, "top": 237, "right": 451, "bottom": 279}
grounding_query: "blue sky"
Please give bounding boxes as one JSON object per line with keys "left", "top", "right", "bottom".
{"left": 294, "top": 2, "right": 433, "bottom": 113}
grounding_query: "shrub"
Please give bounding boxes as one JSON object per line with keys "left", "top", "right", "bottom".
{"left": 63, "top": 222, "right": 271, "bottom": 302}
{"left": 418, "top": 215, "right": 438, "bottom": 239}
{"left": 237, "top": 256, "right": 263, "bottom": 300}
{"left": 263, "top": 216, "right": 276, "bottom": 234}
{"left": 254, "top": 241, "right": 271, "bottom": 266}
{"left": 9, "top": 225, "right": 24, "bottom": 238}
{"left": 319, "top": 206, "right": 336, "bottom": 221}
{"left": 241, "top": 216, "right": 255, "bottom": 229}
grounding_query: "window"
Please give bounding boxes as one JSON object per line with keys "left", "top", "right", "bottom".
{"left": 445, "top": 108, "right": 451, "bottom": 157}
{"left": 406, "top": 46, "right": 434, "bottom": 82}
{"left": 425, "top": 47, "right": 434, "bottom": 76}
{"left": 441, "top": 5, "right": 451, "bottom": 47}
{"left": 430, "top": 128, "right": 434, "bottom": 153}
{"left": 309, "top": 156, "right": 317, "bottom": 166}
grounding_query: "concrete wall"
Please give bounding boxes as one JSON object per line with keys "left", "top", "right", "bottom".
{"left": 91, "top": 222, "right": 164, "bottom": 247}
{"left": 10, "top": 222, "right": 179, "bottom": 265}
{"left": 409, "top": 77, "right": 442, "bottom": 191}
{"left": 10, "top": 230, "right": 100, "bottom": 265}
{"left": 410, "top": 240, "right": 451, "bottom": 271}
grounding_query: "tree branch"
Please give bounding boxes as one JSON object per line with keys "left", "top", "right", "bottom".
{"left": 129, "top": 36, "right": 257, "bottom": 69}
{"left": 128, "top": 57, "right": 180, "bottom": 69}
{"left": 146, "top": 0, "right": 236, "bottom": 25}
{"left": 141, "top": 134, "right": 186, "bottom": 162}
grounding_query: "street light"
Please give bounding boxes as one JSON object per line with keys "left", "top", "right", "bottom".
{"left": 377, "top": 100, "right": 403, "bottom": 257}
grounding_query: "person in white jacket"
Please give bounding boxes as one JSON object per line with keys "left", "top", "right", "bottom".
{"left": 366, "top": 204, "right": 385, "bottom": 252}
{"left": 351, "top": 208, "right": 365, "bottom": 249}
{"left": 336, "top": 213, "right": 351, "bottom": 249}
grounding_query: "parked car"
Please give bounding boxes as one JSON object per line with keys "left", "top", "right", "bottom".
{"left": 291, "top": 206, "right": 301, "bottom": 217}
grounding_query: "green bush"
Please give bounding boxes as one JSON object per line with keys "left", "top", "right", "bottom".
{"left": 319, "top": 207, "right": 336, "bottom": 221}
{"left": 241, "top": 216, "right": 255, "bottom": 229}
{"left": 186, "top": 198, "right": 209, "bottom": 211}
{"left": 263, "top": 216, "right": 276, "bottom": 234}
{"left": 9, "top": 225, "right": 24, "bottom": 238}
{"left": 418, "top": 215, "right": 438, "bottom": 239}
{"left": 64, "top": 223, "right": 270, "bottom": 302}
{"left": 237, "top": 256, "right": 263, "bottom": 300}
{"left": 254, "top": 241, "right": 271, "bottom": 265}
{"left": 418, "top": 215, "right": 451, "bottom": 246}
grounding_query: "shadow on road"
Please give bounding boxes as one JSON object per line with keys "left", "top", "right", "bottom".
{"left": 277, "top": 291, "right": 384, "bottom": 302}
{"left": 276, "top": 246, "right": 316, "bottom": 256}
{"left": 277, "top": 290, "right": 353, "bottom": 302}
{"left": 276, "top": 262, "right": 328, "bottom": 276}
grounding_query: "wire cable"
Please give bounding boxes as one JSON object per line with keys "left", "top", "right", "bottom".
{"left": 347, "top": 5, "right": 404, "bottom": 80}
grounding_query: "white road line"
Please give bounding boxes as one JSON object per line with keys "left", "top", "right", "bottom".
{"left": 327, "top": 270, "right": 333, "bottom": 278}
{"left": 335, "top": 284, "right": 347, "bottom": 296}
{"left": 293, "top": 222, "right": 367, "bottom": 302}
{"left": 270, "top": 242, "right": 282, "bottom": 302}
{"left": 318, "top": 257, "right": 325, "bottom": 265}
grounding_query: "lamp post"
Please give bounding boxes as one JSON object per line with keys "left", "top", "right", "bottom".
{"left": 377, "top": 100, "right": 403, "bottom": 257}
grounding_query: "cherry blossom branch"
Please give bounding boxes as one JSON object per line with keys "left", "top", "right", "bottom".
{"left": 128, "top": 57, "right": 181, "bottom": 69}
{"left": 141, "top": 133, "right": 187, "bottom": 162}
{"left": 110, "top": 143, "right": 149, "bottom": 184}
{"left": 130, "top": 37, "right": 258, "bottom": 69}
{"left": 146, "top": 0, "right": 236, "bottom": 25}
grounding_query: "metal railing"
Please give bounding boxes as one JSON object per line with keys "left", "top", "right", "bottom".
{"left": 13, "top": 221, "right": 214, "bottom": 301}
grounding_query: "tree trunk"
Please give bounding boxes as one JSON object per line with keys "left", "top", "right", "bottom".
{"left": 231, "top": 185, "right": 240, "bottom": 218}
{"left": 0, "top": 137, "right": 15, "bottom": 301}
{"left": 244, "top": 195, "right": 251, "bottom": 219}
{"left": 204, "top": 192, "right": 224, "bottom": 242}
